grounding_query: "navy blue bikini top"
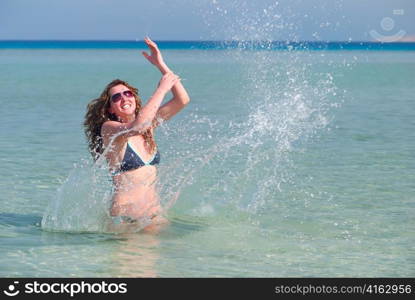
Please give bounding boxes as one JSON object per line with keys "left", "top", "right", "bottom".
{"left": 112, "top": 141, "right": 160, "bottom": 175}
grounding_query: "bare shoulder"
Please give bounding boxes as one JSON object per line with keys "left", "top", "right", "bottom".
{"left": 101, "top": 120, "right": 121, "bottom": 133}
{"left": 101, "top": 120, "right": 129, "bottom": 146}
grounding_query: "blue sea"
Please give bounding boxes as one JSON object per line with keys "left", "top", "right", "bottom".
{"left": 0, "top": 40, "right": 414, "bottom": 277}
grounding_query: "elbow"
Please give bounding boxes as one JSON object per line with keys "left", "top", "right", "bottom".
{"left": 182, "top": 96, "right": 190, "bottom": 106}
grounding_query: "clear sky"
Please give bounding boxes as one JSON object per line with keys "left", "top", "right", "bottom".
{"left": 0, "top": 0, "right": 414, "bottom": 41}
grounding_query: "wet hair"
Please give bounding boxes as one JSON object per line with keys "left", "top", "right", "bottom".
{"left": 83, "top": 79, "right": 156, "bottom": 160}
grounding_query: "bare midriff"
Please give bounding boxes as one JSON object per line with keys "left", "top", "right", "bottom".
{"left": 110, "top": 165, "right": 161, "bottom": 219}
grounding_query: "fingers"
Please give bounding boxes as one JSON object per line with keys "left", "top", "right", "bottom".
{"left": 171, "top": 76, "right": 181, "bottom": 86}
{"left": 144, "top": 37, "right": 158, "bottom": 50}
{"left": 141, "top": 51, "right": 154, "bottom": 64}
{"left": 144, "top": 36, "right": 155, "bottom": 45}
{"left": 159, "top": 72, "right": 180, "bottom": 90}
{"left": 162, "top": 73, "right": 174, "bottom": 83}
{"left": 163, "top": 72, "right": 180, "bottom": 82}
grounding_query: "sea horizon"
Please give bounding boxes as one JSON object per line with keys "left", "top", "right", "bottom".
{"left": 1, "top": 39, "right": 415, "bottom": 50}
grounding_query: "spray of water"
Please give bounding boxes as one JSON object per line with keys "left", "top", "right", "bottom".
{"left": 42, "top": 0, "right": 340, "bottom": 233}
{"left": 41, "top": 130, "right": 158, "bottom": 233}
{"left": 157, "top": 51, "right": 337, "bottom": 219}
{"left": 158, "top": 1, "right": 340, "bottom": 218}
{"left": 41, "top": 158, "right": 113, "bottom": 232}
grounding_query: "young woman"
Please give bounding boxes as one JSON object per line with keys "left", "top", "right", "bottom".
{"left": 84, "top": 37, "right": 190, "bottom": 231}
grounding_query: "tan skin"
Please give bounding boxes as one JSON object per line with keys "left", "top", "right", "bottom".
{"left": 101, "top": 37, "right": 190, "bottom": 231}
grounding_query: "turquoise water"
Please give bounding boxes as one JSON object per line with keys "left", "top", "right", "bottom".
{"left": 1, "top": 40, "right": 415, "bottom": 51}
{"left": 0, "top": 47, "right": 414, "bottom": 277}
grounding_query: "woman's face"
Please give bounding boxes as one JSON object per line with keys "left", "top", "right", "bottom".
{"left": 108, "top": 84, "right": 137, "bottom": 120}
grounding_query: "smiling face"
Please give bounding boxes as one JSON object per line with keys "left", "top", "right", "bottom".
{"left": 108, "top": 84, "right": 137, "bottom": 121}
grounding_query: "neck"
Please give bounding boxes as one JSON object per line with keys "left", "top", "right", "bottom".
{"left": 118, "top": 114, "right": 135, "bottom": 123}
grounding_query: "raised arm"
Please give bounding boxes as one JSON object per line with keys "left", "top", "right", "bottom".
{"left": 101, "top": 37, "right": 188, "bottom": 145}
{"left": 142, "top": 37, "right": 190, "bottom": 121}
{"left": 101, "top": 73, "right": 180, "bottom": 144}
{"left": 134, "top": 72, "right": 180, "bottom": 129}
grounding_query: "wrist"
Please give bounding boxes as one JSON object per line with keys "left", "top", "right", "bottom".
{"left": 157, "top": 63, "right": 171, "bottom": 74}
{"left": 155, "top": 85, "right": 169, "bottom": 95}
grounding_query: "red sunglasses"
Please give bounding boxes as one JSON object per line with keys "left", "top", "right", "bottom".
{"left": 110, "top": 90, "right": 134, "bottom": 103}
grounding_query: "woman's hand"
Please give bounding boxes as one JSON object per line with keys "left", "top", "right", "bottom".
{"left": 157, "top": 72, "right": 180, "bottom": 93}
{"left": 142, "top": 37, "right": 165, "bottom": 67}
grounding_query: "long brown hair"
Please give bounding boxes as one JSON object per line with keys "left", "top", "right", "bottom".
{"left": 83, "top": 79, "right": 156, "bottom": 160}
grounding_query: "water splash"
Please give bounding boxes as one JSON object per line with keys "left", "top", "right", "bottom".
{"left": 41, "top": 132, "right": 158, "bottom": 233}
{"left": 42, "top": 0, "right": 341, "bottom": 233}
{"left": 158, "top": 54, "right": 337, "bottom": 217}
{"left": 159, "top": 0, "right": 340, "bottom": 217}
{"left": 41, "top": 158, "right": 113, "bottom": 232}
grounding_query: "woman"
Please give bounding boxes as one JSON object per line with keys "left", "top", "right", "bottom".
{"left": 84, "top": 37, "right": 190, "bottom": 231}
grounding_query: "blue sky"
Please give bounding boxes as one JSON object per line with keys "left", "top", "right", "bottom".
{"left": 0, "top": 0, "right": 414, "bottom": 41}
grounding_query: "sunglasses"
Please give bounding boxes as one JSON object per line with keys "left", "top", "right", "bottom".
{"left": 110, "top": 90, "right": 134, "bottom": 103}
